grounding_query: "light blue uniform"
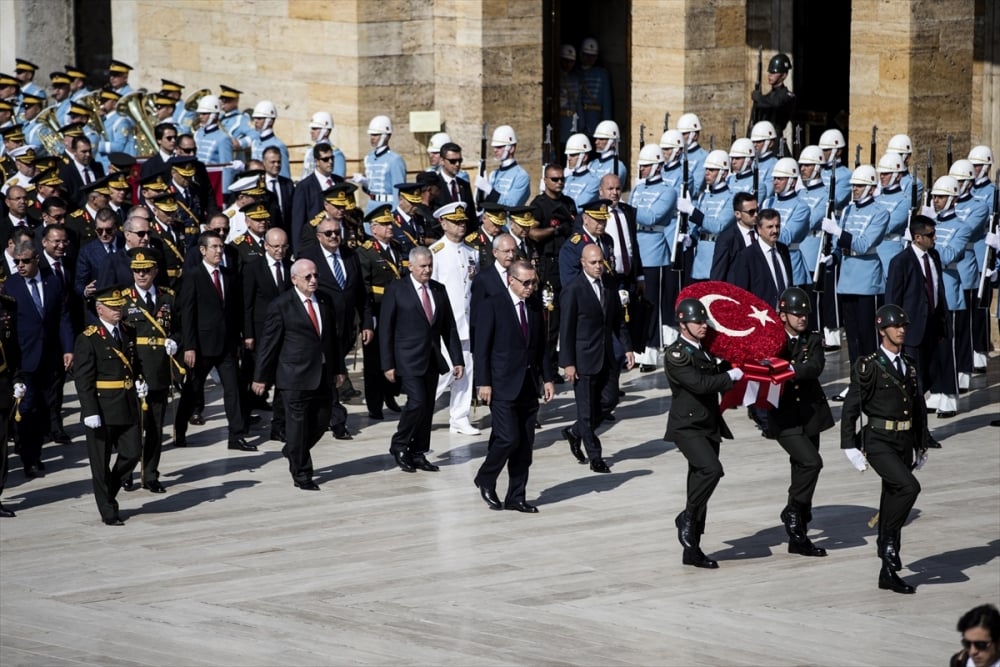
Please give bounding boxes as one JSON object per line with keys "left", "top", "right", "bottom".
{"left": 114, "top": 83, "right": 134, "bottom": 97}
{"left": 364, "top": 147, "right": 407, "bottom": 213}
{"left": 195, "top": 124, "right": 234, "bottom": 192}
{"left": 70, "top": 87, "right": 92, "bottom": 102}
{"left": 797, "top": 180, "right": 828, "bottom": 274}
{"left": 934, "top": 209, "right": 974, "bottom": 310}
{"left": 171, "top": 105, "right": 197, "bottom": 136}
{"left": 729, "top": 170, "right": 756, "bottom": 198}
{"left": 969, "top": 180, "right": 997, "bottom": 207}
{"left": 563, "top": 164, "right": 601, "bottom": 209}
{"left": 590, "top": 153, "right": 627, "bottom": 184}
{"left": 660, "top": 161, "right": 693, "bottom": 201}
{"left": 821, "top": 164, "right": 852, "bottom": 211}
{"left": 755, "top": 153, "right": 777, "bottom": 203}
{"left": 578, "top": 66, "right": 612, "bottom": 135}
{"left": 22, "top": 118, "right": 49, "bottom": 156}
{"left": 251, "top": 130, "right": 291, "bottom": 179}
{"left": 689, "top": 183, "right": 735, "bottom": 280}
{"left": 99, "top": 110, "right": 136, "bottom": 158}
{"left": 21, "top": 81, "right": 45, "bottom": 99}
{"left": 835, "top": 197, "right": 889, "bottom": 295}
{"left": 220, "top": 109, "right": 255, "bottom": 159}
{"left": 56, "top": 98, "right": 74, "bottom": 126}
{"left": 488, "top": 161, "right": 530, "bottom": 207}
{"left": 685, "top": 145, "right": 707, "bottom": 197}
{"left": 765, "top": 189, "right": 811, "bottom": 285}
{"left": 874, "top": 183, "right": 911, "bottom": 276}
{"left": 629, "top": 176, "right": 678, "bottom": 267}
{"left": 954, "top": 193, "right": 990, "bottom": 288}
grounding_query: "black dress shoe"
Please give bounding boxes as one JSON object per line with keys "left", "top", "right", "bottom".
{"left": 36, "top": 460, "right": 46, "bottom": 472}
{"left": 174, "top": 433, "right": 187, "bottom": 447}
{"left": 368, "top": 410, "right": 384, "bottom": 420}
{"left": 788, "top": 538, "right": 827, "bottom": 557}
{"left": 936, "top": 410, "right": 956, "bottom": 419}
{"left": 393, "top": 451, "right": 416, "bottom": 473}
{"left": 103, "top": 516, "right": 125, "bottom": 526}
{"left": 121, "top": 475, "right": 137, "bottom": 492}
{"left": 505, "top": 500, "right": 539, "bottom": 513}
{"left": 294, "top": 479, "right": 320, "bottom": 491}
{"left": 600, "top": 411, "right": 616, "bottom": 422}
{"left": 925, "top": 436, "right": 942, "bottom": 449}
{"left": 675, "top": 511, "right": 696, "bottom": 549}
{"left": 562, "top": 427, "right": 587, "bottom": 463}
{"left": 50, "top": 430, "right": 71, "bottom": 444}
{"left": 23, "top": 465, "right": 39, "bottom": 479}
{"left": 249, "top": 414, "right": 263, "bottom": 425}
{"left": 474, "top": 479, "right": 502, "bottom": 510}
{"left": 0, "top": 504, "right": 15, "bottom": 518}
{"left": 411, "top": 455, "right": 439, "bottom": 472}
{"left": 589, "top": 458, "right": 611, "bottom": 473}
{"left": 143, "top": 481, "right": 166, "bottom": 494}
{"left": 227, "top": 438, "right": 258, "bottom": 451}
{"left": 332, "top": 427, "right": 353, "bottom": 440}
{"left": 341, "top": 388, "right": 362, "bottom": 399}
{"left": 682, "top": 547, "right": 719, "bottom": 569}
{"left": 189, "top": 413, "right": 206, "bottom": 426}
{"left": 878, "top": 564, "right": 915, "bottom": 594}
{"left": 830, "top": 393, "right": 845, "bottom": 402}
{"left": 384, "top": 397, "right": 401, "bottom": 412}
{"left": 639, "top": 364, "right": 656, "bottom": 373}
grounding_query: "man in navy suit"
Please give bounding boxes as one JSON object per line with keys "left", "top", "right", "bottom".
{"left": 469, "top": 232, "right": 517, "bottom": 352}
{"left": 380, "top": 246, "right": 464, "bottom": 473}
{"left": 709, "top": 192, "right": 758, "bottom": 282}
{"left": 729, "top": 207, "right": 794, "bottom": 309}
{"left": 473, "top": 261, "right": 555, "bottom": 512}
{"left": 75, "top": 207, "right": 124, "bottom": 304}
{"left": 291, "top": 143, "right": 339, "bottom": 253}
{"left": 6, "top": 239, "right": 74, "bottom": 477}
{"left": 252, "top": 258, "right": 346, "bottom": 490}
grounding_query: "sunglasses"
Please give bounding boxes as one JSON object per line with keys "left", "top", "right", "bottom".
{"left": 316, "top": 156, "right": 333, "bottom": 163}
{"left": 179, "top": 148, "right": 196, "bottom": 154}
{"left": 547, "top": 176, "right": 565, "bottom": 182}
{"left": 212, "top": 228, "right": 230, "bottom": 237}
{"left": 917, "top": 231, "right": 936, "bottom": 238}
{"left": 742, "top": 208, "right": 760, "bottom": 216}
{"left": 443, "top": 157, "right": 462, "bottom": 165}
{"left": 961, "top": 639, "right": 993, "bottom": 651}
{"left": 511, "top": 276, "right": 538, "bottom": 287}
{"left": 162, "top": 136, "right": 177, "bottom": 141}
{"left": 14, "top": 257, "right": 38, "bottom": 265}
{"left": 299, "top": 273, "right": 319, "bottom": 281}
{"left": 96, "top": 227, "right": 116, "bottom": 235}
{"left": 319, "top": 230, "right": 341, "bottom": 237}
{"left": 127, "top": 229, "right": 149, "bottom": 237}
{"left": 133, "top": 267, "right": 152, "bottom": 274}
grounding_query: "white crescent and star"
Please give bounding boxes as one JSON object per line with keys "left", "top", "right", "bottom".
{"left": 699, "top": 294, "right": 756, "bottom": 337}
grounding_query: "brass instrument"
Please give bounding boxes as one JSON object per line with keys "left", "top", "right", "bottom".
{"left": 184, "top": 88, "right": 212, "bottom": 131}
{"left": 77, "top": 91, "right": 109, "bottom": 142}
{"left": 33, "top": 105, "right": 65, "bottom": 156}
{"left": 117, "top": 90, "right": 157, "bottom": 157}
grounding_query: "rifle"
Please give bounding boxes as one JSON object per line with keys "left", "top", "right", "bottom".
{"left": 946, "top": 135, "right": 954, "bottom": 170}
{"left": 813, "top": 160, "right": 837, "bottom": 289}
{"left": 571, "top": 113, "right": 578, "bottom": 134}
{"left": 854, "top": 144, "right": 862, "bottom": 168}
{"left": 476, "top": 122, "right": 487, "bottom": 205}
{"left": 747, "top": 45, "right": 763, "bottom": 136}
{"left": 543, "top": 124, "right": 552, "bottom": 167}
{"left": 709, "top": 134, "right": 715, "bottom": 151}
{"left": 778, "top": 137, "right": 787, "bottom": 158}
{"left": 731, "top": 119, "right": 738, "bottom": 146}
{"left": 870, "top": 125, "right": 878, "bottom": 166}
{"left": 793, "top": 124, "right": 802, "bottom": 158}
{"left": 976, "top": 168, "right": 999, "bottom": 306}
{"left": 671, "top": 139, "right": 690, "bottom": 275}
{"left": 925, "top": 149, "right": 933, "bottom": 207}
{"left": 639, "top": 123, "right": 646, "bottom": 150}
{"left": 904, "top": 161, "right": 919, "bottom": 249}
{"left": 751, "top": 152, "right": 759, "bottom": 201}
{"left": 612, "top": 134, "right": 620, "bottom": 178}
{"left": 664, "top": 112, "right": 670, "bottom": 133}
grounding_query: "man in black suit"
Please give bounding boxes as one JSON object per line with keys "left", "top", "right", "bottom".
{"left": 37, "top": 224, "right": 78, "bottom": 442}
{"left": 174, "top": 231, "right": 252, "bottom": 450}
{"left": 431, "top": 142, "right": 477, "bottom": 227}
{"left": 175, "top": 134, "right": 217, "bottom": 218}
{"left": 729, "top": 208, "right": 793, "bottom": 309}
{"left": 253, "top": 258, "right": 346, "bottom": 490}
{"left": 709, "top": 191, "right": 758, "bottom": 282}
{"left": 469, "top": 232, "right": 517, "bottom": 352}
{"left": 291, "top": 143, "right": 339, "bottom": 253}
{"left": 600, "top": 174, "right": 647, "bottom": 360}
{"left": 261, "top": 145, "right": 294, "bottom": 237}
{"left": 243, "top": 227, "right": 293, "bottom": 441}
{"left": 558, "top": 243, "right": 633, "bottom": 473}
{"left": 139, "top": 123, "right": 178, "bottom": 180}
{"left": 58, "top": 135, "right": 105, "bottom": 207}
{"left": 75, "top": 207, "right": 124, "bottom": 303}
{"left": 381, "top": 246, "right": 464, "bottom": 473}
{"left": 183, "top": 212, "right": 239, "bottom": 272}
{"left": 473, "top": 261, "right": 555, "bottom": 512}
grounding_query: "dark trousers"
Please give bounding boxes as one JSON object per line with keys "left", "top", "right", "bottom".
{"left": 840, "top": 294, "right": 881, "bottom": 364}
{"left": 642, "top": 267, "right": 679, "bottom": 348}
{"left": 864, "top": 431, "right": 921, "bottom": 540}
{"left": 971, "top": 291, "right": 990, "bottom": 356}
{"left": 175, "top": 349, "right": 246, "bottom": 440}
{"left": 0, "top": 387, "right": 10, "bottom": 496}
{"left": 124, "top": 389, "right": 168, "bottom": 484}
{"left": 15, "top": 368, "right": 51, "bottom": 468}
{"left": 815, "top": 263, "right": 840, "bottom": 331}
{"left": 390, "top": 371, "right": 438, "bottom": 455}
{"left": 674, "top": 436, "right": 724, "bottom": 527}
{"left": 928, "top": 314, "right": 959, "bottom": 395}
{"left": 85, "top": 422, "right": 140, "bottom": 521}
{"left": 573, "top": 366, "right": 609, "bottom": 459}
{"left": 362, "top": 329, "right": 398, "bottom": 413}
{"left": 476, "top": 375, "right": 538, "bottom": 503}
{"left": 282, "top": 381, "right": 333, "bottom": 484}
{"left": 776, "top": 432, "right": 823, "bottom": 518}
{"left": 46, "top": 368, "right": 66, "bottom": 434}
{"left": 954, "top": 294, "right": 974, "bottom": 374}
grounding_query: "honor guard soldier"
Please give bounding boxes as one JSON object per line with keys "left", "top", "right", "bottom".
{"left": 874, "top": 151, "right": 912, "bottom": 276}
{"left": 750, "top": 53, "right": 795, "bottom": 134}
{"left": 664, "top": 298, "right": 742, "bottom": 569}
{"left": 14, "top": 58, "right": 45, "bottom": 102}
{"left": 466, "top": 202, "right": 508, "bottom": 268}
{"left": 425, "top": 132, "right": 451, "bottom": 175}
{"left": 358, "top": 204, "right": 406, "bottom": 419}
{"left": 768, "top": 288, "right": 834, "bottom": 557}
{"left": 107, "top": 60, "right": 133, "bottom": 96}
{"left": 301, "top": 111, "right": 345, "bottom": 180}
{"left": 148, "top": 192, "right": 187, "bottom": 288}
{"left": 689, "top": 150, "right": 737, "bottom": 281}
{"left": 577, "top": 38, "right": 612, "bottom": 135}
{"left": 357, "top": 115, "right": 407, "bottom": 213}
{"left": 819, "top": 129, "right": 852, "bottom": 210}
{"left": 659, "top": 130, "right": 694, "bottom": 201}
{"left": 590, "top": 120, "right": 627, "bottom": 184}
{"left": 968, "top": 145, "right": 996, "bottom": 206}
{"left": 676, "top": 113, "right": 707, "bottom": 196}
{"left": 232, "top": 201, "right": 269, "bottom": 267}
{"left": 750, "top": 121, "right": 780, "bottom": 202}
{"left": 193, "top": 94, "right": 235, "bottom": 192}
{"left": 841, "top": 304, "right": 928, "bottom": 594}
{"left": 120, "top": 249, "right": 177, "bottom": 494}
{"left": 0, "top": 288, "right": 22, "bottom": 517}
{"left": 562, "top": 133, "right": 601, "bottom": 209}
{"left": 218, "top": 85, "right": 254, "bottom": 160}
{"left": 222, "top": 171, "right": 267, "bottom": 243}
{"left": 74, "top": 285, "right": 148, "bottom": 525}
{"left": 301, "top": 182, "right": 356, "bottom": 251}
{"left": 557, "top": 44, "right": 582, "bottom": 148}
{"left": 250, "top": 100, "right": 290, "bottom": 179}
{"left": 392, "top": 181, "right": 428, "bottom": 252}
{"left": 887, "top": 134, "right": 924, "bottom": 208}
{"left": 763, "top": 157, "right": 811, "bottom": 286}
{"left": 507, "top": 206, "right": 538, "bottom": 263}
{"left": 476, "top": 125, "right": 531, "bottom": 207}
{"left": 727, "top": 137, "right": 757, "bottom": 197}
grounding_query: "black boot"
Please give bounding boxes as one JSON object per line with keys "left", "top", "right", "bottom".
{"left": 878, "top": 558, "right": 915, "bottom": 594}
{"left": 675, "top": 511, "right": 696, "bottom": 549}
{"left": 680, "top": 515, "right": 718, "bottom": 569}
{"left": 879, "top": 533, "right": 903, "bottom": 572}
{"left": 781, "top": 506, "right": 827, "bottom": 557}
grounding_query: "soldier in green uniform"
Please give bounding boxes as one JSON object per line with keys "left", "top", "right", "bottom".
{"left": 147, "top": 192, "right": 186, "bottom": 288}
{"left": 74, "top": 285, "right": 148, "bottom": 526}
{"left": 358, "top": 204, "right": 406, "bottom": 419}
{"left": 841, "top": 304, "right": 927, "bottom": 595}
{"left": 301, "top": 183, "right": 356, "bottom": 252}
{"left": 0, "top": 287, "right": 22, "bottom": 517}
{"left": 119, "top": 249, "right": 178, "bottom": 494}
{"left": 664, "top": 298, "right": 743, "bottom": 569}
{"left": 232, "top": 201, "right": 268, "bottom": 268}
{"left": 768, "top": 287, "right": 834, "bottom": 557}
{"left": 465, "top": 202, "right": 507, "bottom": 268}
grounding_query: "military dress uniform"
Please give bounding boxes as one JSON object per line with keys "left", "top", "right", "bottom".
{"left": 194, "top": 122, "right": 234, "bottom": 192}
{"left": 487, "top": 161, "right": 531, "bottom": 207}
{"left": 763, "top": 188, "right": 812, "bottom": 286}
{"left": 363, "top": 146, "right": 407, "bottom": 213}
{"left": 629, "top": 171, "right": 679, "bottom": 351}
{"left": 563, "top": 163, "right": 601, "bottom": 209}
{"left": 232, "top": 230, "right": 266, "bottom": 267}
{"left": 874, "top": 182, "right": 910, "bottom": 277}
{"left": 836, "top": 196, "right": 890, "bottom": 363}
{"left": 689, "top": 180, "right": 736, "bottom": 281}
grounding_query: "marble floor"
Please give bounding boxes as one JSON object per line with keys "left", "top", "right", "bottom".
{"left": 1, "top": 345, "right": 998, "bottom": 666}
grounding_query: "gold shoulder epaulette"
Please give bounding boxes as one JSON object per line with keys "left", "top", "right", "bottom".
{"left": 430, "top": 242, "right": 444, "bottom": 253}
{"left": 160, "top": 286, "right": 174, "bottom": 296}
{"left": 83, "top": 325, "right": 98, "bottom": 336}
{"left": 465, "top": 232, "right": 478, "bottom": 243}
{"left": 233, "top": 235, "right": 245, "bottom": 245}
{"left": 225, "top": 209, "right": 236, "bottom": 219}
{"left": 69, "top": 209, "right": 84, "bottom": 218}
{"left": 570, "top": 233, "right": 582, "bottom": 244}
{"left": 362, "top": 240, "right": 373, "bottom": 250}
{"left": 309, "top": 212, "right": 326, "bottom": 227}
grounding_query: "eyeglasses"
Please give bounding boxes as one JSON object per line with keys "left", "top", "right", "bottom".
{"left": 741, "top": 208, "right": 760, "bottom": 216}
{"left": 298, "top": 273, "right": 319, "bottom": 281}
{"left": 961, "top": 639, "right": 993, "bottom": 651}
{"left": 319, "top": 229, "right": 341, "bottom": 237}
{"left": 511, "top": 276, "right": 538, "bottom": 287}
{"left": 547, "top": 176, "right": 565, "bottom": 182}
{"left": 46, "top": 213, "right": 66, "bottom": 222}
{"left": 179, "top": 147, "right": 196, "bottom": 155}
{"left": 266, "top": 243, "right": 290, "bottom": 249}
{"left": 96, "top": 227, "right": 116, "bottom": 235}
{"left": 133, "top": 268, "right": 152, "bottom": 274}
{"left": 316, "top": 156, "right": 333, "bottom": 163}
{"left": 212, "top": 228, "right": 230, "bottom": 237}
{"left": 443, "top": 157, "right": 462, "bottom": 165}
{"left": 162, "top": 135, "right": 177, "bottom": 142}
{"left": 14, "top": 257, "right": 38, "bottom": 265}
{"left": 127, "top": 229, "right": 149, "bottom": 237}
{"left": 917, "top": 231, "right": 936, "bottom": 238}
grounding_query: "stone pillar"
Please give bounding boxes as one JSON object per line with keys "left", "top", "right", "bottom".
{"left": 0, "top": 0, "right": 74, "bottom": 86}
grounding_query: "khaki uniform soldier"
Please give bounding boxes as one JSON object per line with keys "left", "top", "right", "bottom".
{"left": 301, "top": 183, "right": 357, "bottom": 252}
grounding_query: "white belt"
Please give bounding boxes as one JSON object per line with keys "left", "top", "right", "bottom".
{"left": 849, "top": 248, "right": 879, "bottom": 257}
{"left": 372, "top": 194, "right": 393, "bottom": 203}
{"left": 884, "top": 234, "right": 903, "bottom": 241}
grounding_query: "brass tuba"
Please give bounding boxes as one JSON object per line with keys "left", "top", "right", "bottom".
{"left": 77, "top": 91, "right": 109, "bottom": 143}
{"left": 117, "top": 90, "right": 157, "bottom": 157}
{"left": 33, "top": 105, "right": 65, "bottom": 157}
{"left": 184, "top": 88, "right": 212, "bottom": 131}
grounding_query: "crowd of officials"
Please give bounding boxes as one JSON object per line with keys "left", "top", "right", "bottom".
{"left": 0, "top": 53, "right": 997, "bottom": 596}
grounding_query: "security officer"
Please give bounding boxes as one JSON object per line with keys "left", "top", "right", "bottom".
{"left": 74, "top": 285, "right": 148, "bottom": 526}
{"left": 476, "top": 125, "right": 530, "bottom": 207}
{"left": 664, "top": 298, "right": 742, "bottom": 569}
{"left": 0, "top": 288, "right": 22, "bottom": 518}
{"left": 768, "top": 287, "right": 834, "bottom": 557}
{"left": 358, "top": 115, "right": 407, "bottom": 213}
{"left": 750, "top": 53, "right": 795, "bottom": 134}
{"left": 358, "top": 204, "right": 406, "bottom": 419}
{"left": 841, "top": 304, "right": 927, "bottom": 594}
{"left": 563, "top": 133, "right": 601, "bottom": 209}
{"left": 119, "top": 249, "right": 177, "bottom": 494}
{"left": 466, "top": 202, "right": 508, "bottom": 268}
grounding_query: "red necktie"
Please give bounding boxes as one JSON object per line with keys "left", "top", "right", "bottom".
{"left": 518, "top": 300, "right": 528, "bottom": 342}
{"left": 922, "top": 253, "right": 935, "bottom": 308}
{"left": 212, "top": 268, "right": 224, "bottom": 302}
{"left": 421, "top": 284, "right": 433, "bottom": 323}
{"left": 305, "top": 298, "right": 320, "bottom": 335}
{"left": 612, "top": 210, "right": 630, "bottom": 275}
{"left": 450, "top": 179, "right": 459, "bottom": 202}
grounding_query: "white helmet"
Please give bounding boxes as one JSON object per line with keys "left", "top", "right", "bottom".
{"left": 887, "top": 134, "right": 913, "bottom": 156}
{"left": 427, "top": 132, "right": 451, "bottom": 153}
{"left": 750, "top": 121, "right": 777, "bottom": 142}
{"left": 560, "top": 44, "right": 577, "bottom": 60}
{"left": 564, "top": 133, "right": 593, "bottom": 155}
{"left": 729, "top": 137, "right": 755, "bottom": 159}
{"left": 581, "top": 38, "right": 599, "bottom": 55}
{"left": 659, "top": 129, "right": 683, "bottom": 150}
{"left": 367, "top": 115, "right": 393, "bottom": 135}
{"left": 948, "top": 159, "right": 975, "bottom": 182}
{"left": 491, "top": 125, "right": 517, "bottom": 147}
{"left": 676, "top": 113, "right": 702, "bottom": 134}
{"left": 797, "top": 145, "right": 824, "bottom": 166}
{"left": 968, "top": 145, "right": 994, "bottom": 167}
{"left": 819, "top": 129, "right": 846, "bottom": 151}
{"left": 637, "top": 144, "right": 664, "bottom": 166}
{"left": 876, "top": 151, "right": 906, "bottom": 174}
{"left": 849, "top": 165, "right": 878, "bottom": 186}
{"left": 251, "top": 100, "right": 277, "bottom": 119}
{"left": 309, "top": 111, "right": 333, "bottom": 130}
{"left": 931, "top": 175, "right": 960, "bottom": 197}
{"left": 773, "top": 157, "right": 800, "bottom": 179}
{"left": 196, "top": 94, "right": 221, "bottom": 114}
{"left": 704, "top": 149, "right": 730, "bottom": 172}
{"left": 593, "top": 120, "right": 620, "bottom": 140}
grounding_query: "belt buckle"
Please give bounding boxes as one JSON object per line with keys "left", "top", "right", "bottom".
{"left": 123, "top": 377, "right": 133, "bottom": 390}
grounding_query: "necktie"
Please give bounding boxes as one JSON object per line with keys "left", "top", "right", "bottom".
{"left": 612, "top": 210, "right": 631, "bottom": 275}
{"left": 770, "top": 248, "right": 786, "bottom": 293}
{"left": 421, "top": 284, "right": 433, "bottom": 323}
{"left": 53, "top": 260, "right": 64, "bottom": 287}
{"left": 922, "top": 253, "right": 935, "bottom": 308}
{"left": 145, "top": 291, "right": 156, "bottom": 312}
{"left": 274, "top": 261, "right": 283, "bottom": 287}
{"left": 450, "top": 179, "right": 459, "bottom": 202}
{"left": 83, "top": 167, "right": 93, "bottom": 184}
{"left": 112, "top": 327, "right": 122, "bottom": 348}
{"left": 594, "top": 279, "right": 605, "bottom": 310}
{"left": 519, "top": 240, "right": 528, "bottom": 258}
{"left": 270, "top": 178, "right": 282, "bottom": 213}
{"left": 29, "top": 278, "right": 44, "bottom": 316}
{"left": 105, "top": 243, "right": 112, "bottom": 254}
{"left": 894, "top": 356, "right": 905, "bottom": 376}
{"left": 518, "top": 300, "right": 528, "bottom": 342}
{"left": 326, "top": 177, "right": 333, "bottom": 188}
{"left": 331, "top": 252, "right": 346, "bottom": 288}
{"left": 305, "top": 298, "right": 320, "bottom": 335}
{"left": 212, "top": 268, "right": 224, "bottom": 302}
{"left": 748, "top": 229, "right": 757, "bottom": 246}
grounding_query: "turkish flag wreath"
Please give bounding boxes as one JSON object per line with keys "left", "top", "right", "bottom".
{"left": 675, "top": 281, "right": 795, "bottom": 411}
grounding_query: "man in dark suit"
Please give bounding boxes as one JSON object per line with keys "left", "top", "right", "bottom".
{"left": 175, "top": 133, "right": 218, "bottom": 218}
{"left": 431, "top": 142, "right": 477, "bottom": 227}
{"left": 243, "top": 227, "right": 293, "bottom": 440}
{"left": 182, "top": 212, "right": 239, "bottom": 272}
{"left": 75, "top": 207, "right": 124, "bottom": 303}
{"left": 0, "top": 288, "right": 22, "bottom": 517}
{"left": 174, "top": 231, "right": 252, "bottom": 450}
{"left": 729, "top": 208, "right": 794, "bottom": 309}
{"left": 558, "top": 243, "right": 633, "bottom": 473}
{"left": 469, "top": 232, "right": 517, "bottom": 352}
{"left": 291, "top": 143, "right": 339, "bottom": 253}
{"left": 473, "top": 261, "right": 555, "bottom": 512}
{"left": 139, "top": 122, "right": 178, "bottom": 180}
{"left": 380, "top": 246, "right": 464, "bottom": 473}
{"left": 262, "top": 145, "right": 294, "bottom": 236}
{"left": 709, "top": 191, "right": 758, "bottom": 282}
{"left": 253, "top": 258, "right": 347, "bottom": 490}
{"left": 58, "top": 135, "right": 105, "bottom": 207}
{"left": 37, "top": 223, "right": 78, "bottom": 442}
{"left": 7, "top": 239, "right": 74, "bottom": 478}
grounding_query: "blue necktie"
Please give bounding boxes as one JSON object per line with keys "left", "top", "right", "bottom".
{"left": 29, "top": 278, "right": 44, "bottom": 316}
{"left": 331, "top": 253, "right": 346, "bottom": 289}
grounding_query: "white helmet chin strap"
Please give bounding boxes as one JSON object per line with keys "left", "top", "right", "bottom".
{"left": 498, "top": 144, "right": 512, "bottom": 163}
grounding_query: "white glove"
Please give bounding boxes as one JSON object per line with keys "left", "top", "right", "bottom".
{"left": 914, "top": 450, "right": 928, "bottom": 471}
{"left": 986, "top": 231, "right": 1000, "bottom": 251}
{"left": 677, "top": 194, "right": 694, "bottom": 215}
{"left": 903, "top": 226, "right": 913, "bottom": 242}
{"left": 13, "top": 382, "right": 26, "bottom": 399}
{"left": 821, "top": 217, "right": 842, "bottom": 238}
{"left": 163, "top": 338, "right": 178, "bottom": 355}
{"left": 920, "top": 204, "right": 936, "bottom": 219}
{"left": 351, "top": 173, "right": 368, "bottom": 187}
{"left": 618, "top": 289, "right": 629, "bottom": 306}
{"left": 84, "top": 415, "right": 102, "bottom": 429}
{"left": 475, "top": 174, "right": 493, "bottom": 196}
{"left": 230, "top": 159, "right": 245, "bottom": 172}
{"left": 726, "top": 367, "right": 744, "bottom": 382}
{"left": 845, "top": 448, "right": 868, "bottom": 472}
{"left": 987, "top": 268, "right": 997, "bottom": 279}
{"left": 541, "top": 288, "right": 553, "bottom": 308}
{"left": 680, "top": 233, "right": 693, "bottom": 250}
{"left": 135, "top": 380, "right": 149, "bottom": 399}
{"left": 820, "top": 254, "right": 834, "bottom": 266}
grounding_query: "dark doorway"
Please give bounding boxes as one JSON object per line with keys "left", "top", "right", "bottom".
{"left": 74, "top": 0, "right": 113, "bottom": 84}
{"left": 791, "top": 3, "right": 851, "bottom": 151}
